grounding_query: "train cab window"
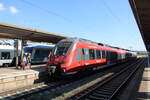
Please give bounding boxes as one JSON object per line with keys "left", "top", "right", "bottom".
{"left": 75, "top": 48, "right": 81, "bottom": 61}
{"left": 55, "top": 42, "right": 72, "bottom": 56}
{"left": 89, "top": 49, "right": 95, "bottom": 59}
{"left": 96, "top": 50, "right": 101, "bottom": 59}
{"left": 1, "top": 52, "right": 10, "bottom": 59}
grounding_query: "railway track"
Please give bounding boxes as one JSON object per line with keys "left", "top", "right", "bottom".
{"left": 67, "top": 58, "right": 146, "bottom": 100}
{"left": 1, "top": 80, "right": 72, "bottom": 100}
{"left": 0, "top": 59, "right": 141, "bottom": 100}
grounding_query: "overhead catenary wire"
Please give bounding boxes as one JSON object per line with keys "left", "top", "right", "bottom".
{"left": 20, "top": 0, "right": 97, "bottom": 33}
{"left": 101, "top": 0, "right": 137, "bottom": 50}
{"left": 21, "top": 0, "right": 72, "bottom": 23}
{"left": 101, "top": 0, "right": 135, "bottom": 33}
{"left": 101, "top": 0, "right": 125, "bottom": 26}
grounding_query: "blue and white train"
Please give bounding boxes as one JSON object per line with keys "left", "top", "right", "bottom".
{"left": 0, "top": 44, "right": 54, "bottom": 67}
{"left": 0, "top": 45, "right": 21, "bottom": 67}
{"left": 24, "top": 45, "right": 54, "bottom": 64}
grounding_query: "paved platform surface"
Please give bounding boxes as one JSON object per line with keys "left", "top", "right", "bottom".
{"left": 0, "top": 64, "right": 47, "bottom": 93}
{"left": 129, "top": 65, "right": 150, "bottom": 100}
{"left": 136, "top": 67, "right": 150, "bottom": 100}
{"left": 0, "top": 64, "right": 46, "bottom": 77}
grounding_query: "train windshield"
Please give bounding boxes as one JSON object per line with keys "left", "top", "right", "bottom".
{"left": 54, "top": 42, "right": 72, "bottom": 56}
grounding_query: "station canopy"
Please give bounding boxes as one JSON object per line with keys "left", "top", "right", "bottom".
{"left": 129, "top": 0, "right": 150, "bottom": 51}
{"left": 0, "top": 22, "right": 69, "bottom": 44}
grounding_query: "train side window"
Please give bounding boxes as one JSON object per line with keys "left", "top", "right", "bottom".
{"left": 96, "top": 50, "right": 98, "bottom": 59}
{"left": 99, "top": 50, "right": 102, "bottom": 59}
{"left": 96, "top": 50, "right": 101, "bottom": 59}
{"left": 1, "top": 52, "right": 10, "bottom": 59}
{"left": 94, "top": 49, "right": 97, "bottom": 59}
{"left": 101, "top": 50, "right": 103, "bottom": 58}
{"left": 75, "top": 48, "right": 81, "bottom": 61}
{"left": 110, "top": 52, "right": 113, "bottom": 61}
{"left": 81, "top": 48, "right": 85, "bottom": 60}
{"left": 112, "top": 52, "right": 117, "bottom": 61}
{"left": 82, "top": 48, "right": 85, "bottom": 55}
{"left": 122, "top": 54, "right": 125, "bottom": 59}
{"left": 102, "top": 50, "right": 106, "bottom": 58}
{"left": 84, "top": 48, "right": 89, "bottom": 60}
{"left": 34, "top": 49, "right": 41, "bottom": 58}
{"left": 102, "top": 51, "right": 104, "bottom": 58}
{"left": 106, "top": 51, "right": 110, "bottom": 60}
{"left": 89, "top": 49, "right": 95, "bottom": 59}
{"left": 118, "top": 54, "right": 120, "bottom": 59}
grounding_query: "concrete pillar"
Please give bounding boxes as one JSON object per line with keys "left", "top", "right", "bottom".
{"left": 21, "top": 40, "right": 24, "bottom": 62}
{"left": 15, "top": 39, "right": 19, "bottom": 68}
{"left": 148, "top": 52, "right": 150, "bottom": 67}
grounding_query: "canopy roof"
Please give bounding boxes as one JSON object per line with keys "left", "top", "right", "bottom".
{"left": 0, "top": 22, "right": 69, "bottom": 44}
{"left": 129, "top": 0, "right": 150, "bottom": 51}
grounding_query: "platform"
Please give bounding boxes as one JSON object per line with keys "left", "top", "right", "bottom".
{"left": 136, "top": 66, "right": 150, "bottom": 99}
{"left": 0, "top": 64, "right": 47, "bottom": 93}
{"left": 127, "top": 65, "right": 150, "bottom": 100}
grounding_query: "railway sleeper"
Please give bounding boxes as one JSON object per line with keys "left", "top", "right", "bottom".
{"left": 91, "top": 92, "right": 110, "bottom": 98}
{"left": 97, "top": 89, "right": 114, "bottom": 93}
{"left": 98, "top": 87, "right": 117, "bottom": 92}
{"left": 98, "top": 88, "right": 116, "bottom": 93}
{"left": 101, "top": 85, "right": 119, "bottom": 89}
{"left": 95, "top": 90, "right": 113, "bottom": 95}
{"left": 88, "top": 94, "right": 108, "bottom": 100}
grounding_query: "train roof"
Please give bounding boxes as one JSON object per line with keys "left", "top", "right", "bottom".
{"left": 24, "top": 45, "right": 54, "bottom": 49}
{"left": 61, "top": 37, "right": 123, "bottom": 49}
{"left": 0, "top": 45, "right": 14, "bottom": 50}
{"left": 59, "top": 37, "right": 134, "bottom": 53}
{"left": 60, "top": 37, "right": 101, "bottom": 45}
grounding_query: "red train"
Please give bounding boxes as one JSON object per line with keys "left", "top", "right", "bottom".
{"left": 47, "top": 38, "right": 136, "bottom": 76}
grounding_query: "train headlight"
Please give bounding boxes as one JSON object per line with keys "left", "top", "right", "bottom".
{"left": 63, "top": 68, "right": 66, "bottom": 72}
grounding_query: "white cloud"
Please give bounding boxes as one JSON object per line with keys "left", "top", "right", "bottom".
{"left": 0, "top": 3, "right": 5, "bottom": 11}
{"left": 10, "top": 6, "right": 19, "bottom": 14}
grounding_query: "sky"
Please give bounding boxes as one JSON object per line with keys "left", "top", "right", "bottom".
{"left": 0, "top": 0, "right": 146, "bottom": 51}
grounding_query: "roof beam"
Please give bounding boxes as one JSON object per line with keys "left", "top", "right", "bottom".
{"left": 0, "top": 22, "right": 69, "bottom": 44}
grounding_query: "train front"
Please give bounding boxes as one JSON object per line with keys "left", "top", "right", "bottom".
{"left": 47, "top": 39, "right": 74, "bottom": 76}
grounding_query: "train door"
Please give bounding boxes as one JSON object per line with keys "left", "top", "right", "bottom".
{"left": 82, "top": 48, "right": 90, "bottom": 67}
{"left": 80, "top": 48, "right": 85, "bottom": 67}
{"left": 74, "top": 48, "right": 82, "bottom": 67}
{"left": 74, "top": 48, "right": 89, "bottom": 71}
{"left": 74, "top": 48, "right": 85, "bottom": 70}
